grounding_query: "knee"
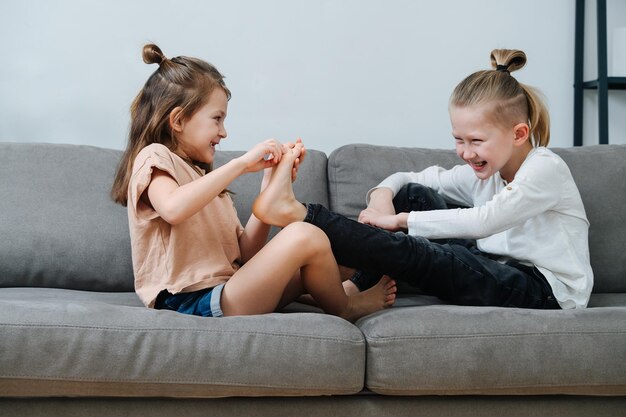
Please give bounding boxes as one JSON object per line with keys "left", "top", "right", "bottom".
{"left": 393, "top": 183, "right": 447, "bottom": 212}
{"left": 279, "top": 222, "right": 331, "bottom": 254}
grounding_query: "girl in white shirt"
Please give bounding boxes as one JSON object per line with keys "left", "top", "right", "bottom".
{"left": 253, "top": 49, "right": 593, "bottom": 309}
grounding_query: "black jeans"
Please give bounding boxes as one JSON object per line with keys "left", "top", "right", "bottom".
{"left": 304, "top": 184, "right": 560, "bottom": 309}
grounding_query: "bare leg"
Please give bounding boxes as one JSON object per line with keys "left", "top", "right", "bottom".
{"left": 221, "top": 222, "right": 395, "bottom": 322}
{"left": 300, "top": 265, "right": 359, "bottom": 306}
{"left": 253, "top": 144, "right": 396, "bottom": 315}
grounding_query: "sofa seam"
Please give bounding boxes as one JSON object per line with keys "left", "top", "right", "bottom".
{"left": 364, "top": 330, "right": 626, "bottom": 341}
{"left": 0, "top": 375, "right": 362, "bottom": 390}
{"left": 366, "top": 382, "right": 626, "bottom": 391}
{"left": 365, "top": 384, "right": 626, "bottom": 396}
{"left": 0, "top": 323, "right": 364, "bottom": 344}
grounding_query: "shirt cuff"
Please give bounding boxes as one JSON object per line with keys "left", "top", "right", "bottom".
{"left": 407, "top": 211, "right": 420, "bottom": 236}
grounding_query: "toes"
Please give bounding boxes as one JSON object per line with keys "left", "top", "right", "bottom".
{"left": 385, "top": 293, "right": 396, "bottom": 307}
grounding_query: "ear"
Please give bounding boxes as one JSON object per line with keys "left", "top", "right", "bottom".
{"left": 512, "top": 122, "right": 530, "bottom": 147}
{"left": 169, "top": 107, "right": 184, "bottom": 133}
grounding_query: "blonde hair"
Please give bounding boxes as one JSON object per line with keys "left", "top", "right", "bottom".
{"left": 450, "top": 49, "right": 550, "bottom": 147}
{"left": 111, "top": 44, "right": 231, "bottom": 206}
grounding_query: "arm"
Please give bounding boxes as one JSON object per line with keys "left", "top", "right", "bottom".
{"left": 407, "top": 156, "right": 563, "bottom": 239}
{"left": 238, "top": 169, "right": 273, "bottom": 264}
{"left": 357, "top": 172, "right": 416, "bottom": 226}
{"left": 358, "top": 187, "right": 409, "bottom": 230}
{"left": 147, "top": 139, "right": 284, "bottom": 225}
{"left": 359, "top": 166, "right": 473, "bottom": 230}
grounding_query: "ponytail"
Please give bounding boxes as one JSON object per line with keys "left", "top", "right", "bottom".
{"left": 451, "top": 49, "right": 550, "bottom": 147}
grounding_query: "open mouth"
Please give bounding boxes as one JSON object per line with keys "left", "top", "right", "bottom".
{"left": 470, "top": 160, "right": 486, "bottom": 168}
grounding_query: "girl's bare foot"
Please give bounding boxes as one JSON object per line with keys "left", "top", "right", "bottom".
{"left": 253, "top": 143, "right": 307, "bottom": 227}
{"left": 341, "top": 276, "right": 397, "bottom": 322}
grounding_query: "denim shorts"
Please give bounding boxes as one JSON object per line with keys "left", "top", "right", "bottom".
{"left": 154, "top": 283, "right": 225, "bottom": 317}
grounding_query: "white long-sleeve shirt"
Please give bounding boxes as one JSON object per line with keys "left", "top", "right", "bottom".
{"left": 368, "top": 147, "right": 593, "bottom": 309}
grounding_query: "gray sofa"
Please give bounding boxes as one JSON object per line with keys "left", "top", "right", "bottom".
{"left": 1, "top": 141, "right": 625, "bottom": 417}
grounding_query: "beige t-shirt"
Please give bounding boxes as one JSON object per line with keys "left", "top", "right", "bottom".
{"left": 128, "top": 143, "right": 244, "bottom": 308}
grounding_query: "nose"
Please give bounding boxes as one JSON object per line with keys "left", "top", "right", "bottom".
{"left": 462, "top": 148, "right": 476, "bottom": 161}
{"left": 219, "top": 125, "right": 227, "bottom": 139}
{"left": 457, "top": 143, "right": 475, "bottom": 161}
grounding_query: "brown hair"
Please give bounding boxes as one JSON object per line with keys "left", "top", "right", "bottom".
{"left": 450, "top": 49, "right": 550, "bottom": 147}
{"left": 111, "top": 44, "right": 231, "bottom": 206}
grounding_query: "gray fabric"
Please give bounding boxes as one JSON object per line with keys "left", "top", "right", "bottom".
{"left": 588, "top": 292, "right": 626, "bottom": 307}
{"left": 358, "top": 304, "right": 626, "bottom": 395}
{"left": 551, "top": 145, "right": 626, "bottom": 293}
{"left": 327, "top": 144, "right": 460, "bottom": 219}
{"left": 214, "top": 150, "right": 329, "bottom": 239}
{"left": 0, "top": 288, "right": 364, "bottom": 397}
{"left": 328, "top": 143, "right": 626, "bottom": 293}
{"left": 2, "top": 396, "right": 626, "bottom": 417}
{"left": 0, "top": 143, "right": 133, "bottom": 291}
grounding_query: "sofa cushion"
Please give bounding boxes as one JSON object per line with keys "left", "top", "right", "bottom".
{"left": 328, "top": 144, "right": 460, "bottom": 219}
{"left": 0, "top": 287, "right": 365, "bottom": 397}
{"left": 358, "top": 304, "right": 626, "bottom": 396}
{"left": 550, "top": 145, "right": 626, "bottom": 293}
{"left": 327, "top": 144, "right": 626, "bottom": 293}
{"left": 0, "top": 143, "right": 134, "bottom": 291}
{"left": 0, "top": 143, "right": 329, "bottom": 291}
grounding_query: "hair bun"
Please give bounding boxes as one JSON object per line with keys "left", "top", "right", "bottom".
{"left": 490, "top": 49, "right": 526, "bottom": 73}
{"left": 142, "top": 44, "right": 167, "bottom": 65}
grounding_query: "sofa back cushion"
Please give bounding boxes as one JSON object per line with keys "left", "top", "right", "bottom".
{"left": 0, "top": 142, "right": 329, "bottom": 291}
{"left": 328, "top": 144, "right": 626, "bottom": 293}
{"left": 0, "top": 143, "right": 134, "bottom": 291}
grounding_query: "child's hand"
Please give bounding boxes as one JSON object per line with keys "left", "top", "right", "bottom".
{"left": 358, "top": 188, "right": 395, "bottom": 223}
{"left": 241, "top": 139, "right": 284, "bottom": 173}
{"left": 359, "top": 210, "right": 408, "bottom": 232}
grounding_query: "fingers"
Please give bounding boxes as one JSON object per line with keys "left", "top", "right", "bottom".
{"left": 256, "top": 138, "right": 307, "bottom": 174}
{"left": 262, "top": 139, "right": 283, "bottom": 163}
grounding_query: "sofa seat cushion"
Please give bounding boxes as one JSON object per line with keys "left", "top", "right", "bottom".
{"left": 0, "top": 288, "right": 365, "bottom": 398}
{"left": 358, "top": 304, "right": 626, "bottom": 396}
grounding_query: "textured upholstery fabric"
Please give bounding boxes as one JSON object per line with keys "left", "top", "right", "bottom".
{"left": 358, "top": 304, "right": 626, "bottom": 395}
{"left": 0, "top": 288, "right": 364, "bottom": 397}
{"left": 2, "top": 396, "right": 626, "bottom": 417}
{"left": 0, "top": 143, "right": 133, "bottom": 291}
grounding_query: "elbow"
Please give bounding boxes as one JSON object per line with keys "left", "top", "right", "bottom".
{"left": 157, "top": 204, "right": 188, "bottom": 225}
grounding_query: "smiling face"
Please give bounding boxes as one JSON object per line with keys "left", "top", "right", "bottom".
{"left": 450, "top": 104, "right": 532, "bottom": 183}
{"left": 173, "top": 88, "right": 229, "bottom": 165}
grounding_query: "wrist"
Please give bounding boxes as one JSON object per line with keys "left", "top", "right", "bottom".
{"left": 371, "top": 187, "right": 394, "bottom": 200}
{"left": 396, "top": 212, "right": 409, "bottom": 230}
{"left": 231, "top": 155, "right": 251, "bottom": 174}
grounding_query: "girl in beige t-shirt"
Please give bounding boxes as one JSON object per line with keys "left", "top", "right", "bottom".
{"left": 111, "top": 44, "right": 396, "bottom": 322}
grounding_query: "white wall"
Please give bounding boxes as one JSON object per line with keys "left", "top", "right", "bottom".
{"left": 1, "top": 0, "right": 624, "bottom": 155}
